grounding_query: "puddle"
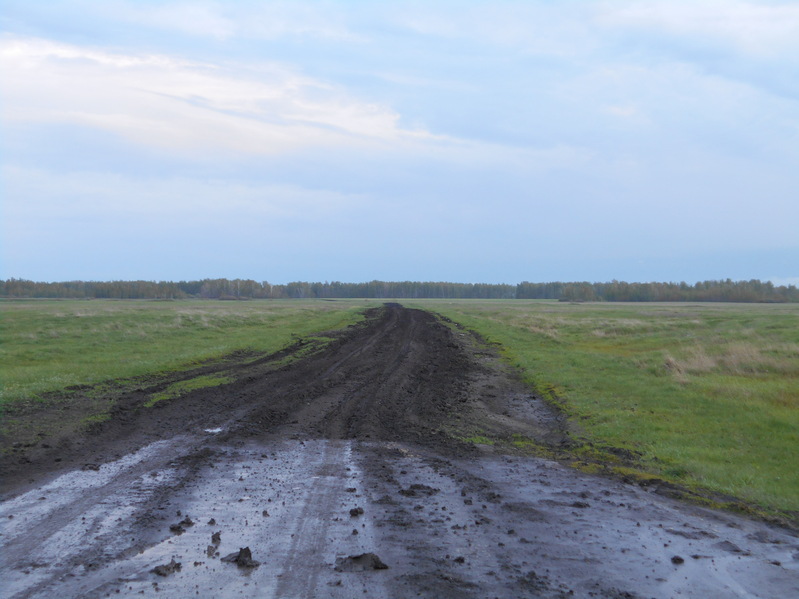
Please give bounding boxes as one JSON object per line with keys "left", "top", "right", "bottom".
{"left": 2, "top": 438, "right": 797, "bottom": 599}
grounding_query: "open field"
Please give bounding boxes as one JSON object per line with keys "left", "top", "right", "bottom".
{"left": 0, "top": 299, "right": 367, "bottom": 406}
{"left": 2, "top": 303, "right": 797, "bottom": 599}
{"left": 2, "top": 298, "right": 797, "bottom": 517}
{"left": 408, "top": 300, "right": 799, "bottom": 513}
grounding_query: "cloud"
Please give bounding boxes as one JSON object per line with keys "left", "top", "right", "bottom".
{"left": 93, "top": 0, "right": 362, "bottom": 42}
{"left": 0, "top": 35, "right": 431, "bottom": 157}
{"left": 1, "top": 33, "right": 594, "bottom": 176}
{"left": 390, "top": 1, "right": 597, "bottom": 57}
{"left": 388, "top": 0, "right": 799, "bottom": 60}
{"left": 599, "top": 0, "right": 799, "bottom": 58}
{"left": 3, "top": 2, "right": 797, "bottom": 284}
{"left": 104, "top": 1, "right": 236, "bottom": 40}
{"left": 1, "top": 165, "right": 367, "bottom": 222}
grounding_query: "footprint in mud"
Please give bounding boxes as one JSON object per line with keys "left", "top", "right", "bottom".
{"left": 334, "top": 553, "right": 389, "bottom": 572}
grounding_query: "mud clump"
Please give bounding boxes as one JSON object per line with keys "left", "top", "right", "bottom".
{"left": 168, "top": 515, "right": 195, "bottom": 535}
{"left": 399, "top": 484, "right": 440, "bottom": 497}
{"left": 151, "top": 559, "right": 181, "bottom": 576}
{"left": 179, "top": 515, "right": 194, "bottom": 527}
{"left": 221, "top": 547, "right": 260, "bottom": 568}
{"left": 334, "top": 553, "right": 389, "bottom": 572}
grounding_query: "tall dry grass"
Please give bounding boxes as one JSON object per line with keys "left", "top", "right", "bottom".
{"left": 665, "top": 342, "right": 799, "bottom": 378}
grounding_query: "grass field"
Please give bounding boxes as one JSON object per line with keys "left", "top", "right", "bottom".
{"left": 0, "top": 299, "right": 367, "bottom": 406}
{"left": 2, "top": 298, "right": 797, "bottom": 516}
{"left": 409, "top": 300, "right": 799, "bottom": 514}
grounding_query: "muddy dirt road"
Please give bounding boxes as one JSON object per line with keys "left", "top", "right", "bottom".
{"left": 1, "top": 304, "right": 797, "bottom": 598}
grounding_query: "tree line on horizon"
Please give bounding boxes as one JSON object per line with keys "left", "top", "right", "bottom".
{"left": 1, "top": 278, "right": 797, "bottom": 303}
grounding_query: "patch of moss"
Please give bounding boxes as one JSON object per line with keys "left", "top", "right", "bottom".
{"left": 462, "top": 435, "right": 495, "bottom": 445}
{"left": 145, "top": 374, "right": 233, "bottom": 407}
{"left": 83, "top": 413, "right": 110, "bottom": 424}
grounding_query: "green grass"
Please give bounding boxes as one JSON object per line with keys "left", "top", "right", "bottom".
{"left": 407, "top": 299, "right": 799, "bottom": 514}
{"left": 144, "top": 374, "right": 233, "bottom": 407}
{"left": 0, "top": 299, "right": 370, "bottom": 407}
{"left": 459, "top": 434, "right": 496, "bottom": 445}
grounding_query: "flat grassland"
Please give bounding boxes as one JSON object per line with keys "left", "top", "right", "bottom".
{"left": 2, "top": 298, "right": 797, "bottom": 516}
{"left": 409, "top": 299, "right": 799, "bottom": 513}
{"left": 0, "top": 299, "right": 366, "bottom": 406}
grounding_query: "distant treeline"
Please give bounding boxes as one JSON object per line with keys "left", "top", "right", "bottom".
{"left": 2, "top": 278, "right": 797, "bottom": 303}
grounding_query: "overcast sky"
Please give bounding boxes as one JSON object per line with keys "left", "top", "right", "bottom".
{"left": 2, "top": 1, "right": 798, "bottom": 285}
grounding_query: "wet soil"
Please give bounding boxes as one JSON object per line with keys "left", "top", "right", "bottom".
{"left": 1, "top": 304, "right": 797, "bottom": 598}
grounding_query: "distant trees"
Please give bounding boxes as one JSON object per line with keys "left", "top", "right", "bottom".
{"left": 1, "top": 278, "right": 796, "bottom": 302}
{"left": 515, "top": 279, "right": 799, "bottom": 303}
{"left": 0, "top": 279, "right": 187, "bottom": 299}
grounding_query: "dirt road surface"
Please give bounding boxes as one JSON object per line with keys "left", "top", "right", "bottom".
{"left": 2, "top": 304, "right": 797, "bottom": 598}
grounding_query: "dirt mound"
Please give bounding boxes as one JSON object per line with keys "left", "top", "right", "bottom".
{"left": 151, "top": 559, "right": 181, "bottom": 576}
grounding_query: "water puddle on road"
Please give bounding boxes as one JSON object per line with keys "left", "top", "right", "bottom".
{"left": 2, "top": 439, "right": 797, "bottom": 599}
{"left": 1, "top": 439, "right": 387, "bottom": 599}
{"left": 1, "top": 437, "right": 190, "bottom": 599}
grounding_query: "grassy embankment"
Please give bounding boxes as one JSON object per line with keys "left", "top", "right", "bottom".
{"left": 0, "top": 299, "right": 367, "bottom": 409}
{"left": 409, "top": 300, "right": 799, "bottom": 516}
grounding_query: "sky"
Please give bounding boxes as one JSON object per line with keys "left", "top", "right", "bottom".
{"left": 2, "top": 0, "right": 798, "bottom": 285}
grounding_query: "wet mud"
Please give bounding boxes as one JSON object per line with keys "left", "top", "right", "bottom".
{"left": 1, "top": 304, "right": 797, "bottom": 598}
